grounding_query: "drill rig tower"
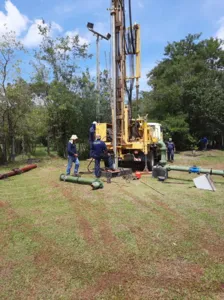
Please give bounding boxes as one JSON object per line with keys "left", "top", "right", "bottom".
{"left": 96, "top": 0, "right": 165, "bottom": 170}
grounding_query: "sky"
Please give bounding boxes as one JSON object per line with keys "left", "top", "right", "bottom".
{"left": 1, "top": 0, "right": 224, "bottom": 91}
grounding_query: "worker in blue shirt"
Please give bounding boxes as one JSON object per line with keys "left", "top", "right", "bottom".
{"left": 91, "top": 134, "right": 114, "bottom": 177}
{"left": 66, "top": 134, "right": 80, "bottom": 176}
{"left": 202, "top": 137, "right": 208, "bottom": 151}
{"left": 167, "top": 138, "right": 175, "bottom": 162}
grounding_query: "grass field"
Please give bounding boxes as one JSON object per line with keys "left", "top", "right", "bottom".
{"left": 0, "top": 149, "right": 224, "bottom": 299}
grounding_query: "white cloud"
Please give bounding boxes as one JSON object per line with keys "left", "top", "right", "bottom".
{"left": 22, "top": 19, "right": 45, "bottom": 48}
{"left": 0, "top": 1, "right": 63, "bottom": 48}
{"left": 51, "top": 22, "right": 63, "bottom": 33}
{"left": 215, "top": 17, "right": 224, "bottom": 39}
{"left": 215, "top": 17, "right": 224, "bottom": 49}
{"left": 0, "top": 0, "right": 29, "bottom": 35}
{"left": 65, "top": 30, "right": 90, "bottom": 46}
{"left": 22, "top": 19, "right": 63, "bottom": 48}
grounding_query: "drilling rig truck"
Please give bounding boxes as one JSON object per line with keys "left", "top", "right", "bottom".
{"left": 96, "top": 0, "right": 166, "bottom": 170}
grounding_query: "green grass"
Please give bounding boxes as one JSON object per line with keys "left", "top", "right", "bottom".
{"left": 0, "top": 149, "right": 224, "bottom": 299}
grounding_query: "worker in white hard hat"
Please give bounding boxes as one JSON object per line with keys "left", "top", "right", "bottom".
{"left": 66, "top": 134, "right": 80, "bottom": 176}
{"left": 89, "top": 121, "right": 97, "bottom": 156}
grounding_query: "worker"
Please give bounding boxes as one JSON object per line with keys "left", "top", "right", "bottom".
{"left": 167, "top": 138, "right": 175, "bottom": 162}
{"left": 66, "top": 134, "right": 80, "bottom": 176}
{"left": 89, "top": 121, "right": 97, "bottom": 157}
{"left": 202, "top": 137, "right": 208, "bottom": 151}
{"left": 91, "top": 134, "right": 114, "bottom": 177}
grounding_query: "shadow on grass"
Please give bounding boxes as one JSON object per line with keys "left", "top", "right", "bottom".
{"left": 183, "top": 154, "right": 203, "bottom": 157}
{"left": 168, "top": 177, "right": 193, "bottom": 182}
{"left": 169, "top": 176, "right": 224, "bottom": 186}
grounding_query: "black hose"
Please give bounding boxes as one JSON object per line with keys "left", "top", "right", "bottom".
{"left": 128, "top": 0, "right": 136, "bottom": 53}
{"left": 119, "top": 0, "right": 129, "bottom": 54}
{"left": 87, "top": 158, "right": 94, "bottom": 173}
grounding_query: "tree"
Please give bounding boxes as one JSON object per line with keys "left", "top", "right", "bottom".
{"left": 30, "top": 24, "right": 95, "bottom": 157}
{"left": 0, "top": 27, "right": 26, "bottom": 162}
{"left": 142, "top": 34, "right": 224, "bottom": 149}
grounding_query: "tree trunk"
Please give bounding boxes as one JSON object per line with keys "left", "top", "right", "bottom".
{"left": 47, "top": 134, "right": 50, "bottom": 155}
{"left": 2, "top": 136, "right": 7, "bottom": 164}
{"left": 11, "top": 135, "right": 16, "bottom": 162}
{"left": 22, "top": 136, "right": 25, "bottom": 156}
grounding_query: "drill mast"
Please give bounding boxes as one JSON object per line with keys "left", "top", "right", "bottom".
{"left": 111, "top": 0, "right": 126, "bottom": 147}
{"left": 110, "top": 0, "right": 141, "bottom": 168}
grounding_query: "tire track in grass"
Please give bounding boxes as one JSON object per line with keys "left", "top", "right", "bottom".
{"left": 57, "top": 181, "right": 121, "bottom": 252}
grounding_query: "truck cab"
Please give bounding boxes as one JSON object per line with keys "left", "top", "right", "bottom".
{"left": 147, "top": 123, "right": 163, "bottom": 141}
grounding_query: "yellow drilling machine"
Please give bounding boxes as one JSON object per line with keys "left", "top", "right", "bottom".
{"left": 96, "top": 0, "right": 166, "bottom": 171}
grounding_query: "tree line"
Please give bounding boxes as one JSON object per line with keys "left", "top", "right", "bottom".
{"left": 140, "top": 33, "right": 224, "bottom": 150}
{"left": 1, "top": 27, "right": 224, "bottom": 164}
{"left": 0, "top": 24, "right": 111, "bottom": 164}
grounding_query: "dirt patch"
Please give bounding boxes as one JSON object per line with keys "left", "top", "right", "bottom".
{"left": 199, "top": 230, "right": 224, "bottom": 261}
{"left": 57, "top": 182, "right": 121, "bottom": 251}
{"left": 34, "top": 249, "right": 52, "bottom": 265}
{"left": 78, "top": 272, "right": 132, "bottom": 300}
{"left": 7, "top": 208, "right": 17, "bottom": 221}
{"left": 0, "top": 201, "right": 7, "bottom": 208}
{"left": 78, "top": 216, "right": 95, "bottom": 244}
{"left": 51, "top": 182, "right": 60, "bottom": 188}
{"left": 0, "top": 260, "right": 16, "bottom": 280}
{"left": 77, "top": 258, "right": 205, "bottom": 299}
{"left": 155, "top": 259, "right": 204, "bottom": 285}
{"left": 99, "top": 221, "right": 117, "bottom": 247}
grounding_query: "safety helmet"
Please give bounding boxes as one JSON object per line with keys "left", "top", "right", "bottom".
{"left": 70, "top": 134, "right": 78, "bottom": 140}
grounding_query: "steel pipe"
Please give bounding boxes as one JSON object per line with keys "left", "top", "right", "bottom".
{"left": 0, "top": 164, "right": 37, "bottom": 180}
{"left": 158, "top": 140, "right": 167, "bottom": 166}
{"left": 59, "top": 174, "right": 104, "bottom": 190}
{"left": 165, "top": 165, "right": 224, "bottom": 176}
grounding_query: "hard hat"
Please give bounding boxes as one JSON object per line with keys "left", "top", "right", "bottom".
{"left": 70, "top": 134, "right": 78, "bottom": 140}
{"left": 92, "top": 121, "right": 97, "bottom": 124}
{"left": 169, "top": 138, "right": 172, "bottom": 141}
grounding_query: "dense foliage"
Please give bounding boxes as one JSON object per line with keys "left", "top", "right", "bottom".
{"left": 142, "top": 34, "right": 224, "bottom": 149}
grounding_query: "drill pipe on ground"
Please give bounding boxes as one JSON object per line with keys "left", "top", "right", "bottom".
{"left": 60, "top": 174, "right": 104, "bottom": 190}
{"left": 0, "top": 164, "right": 37, "bottom": 180}
{"left": 165, "top": 165, "right": 224, "bottom": 176}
